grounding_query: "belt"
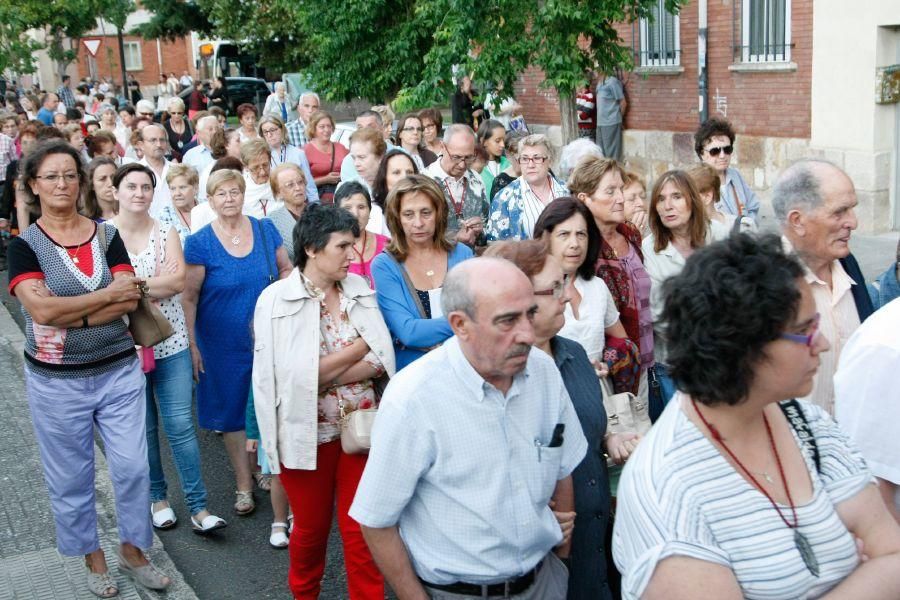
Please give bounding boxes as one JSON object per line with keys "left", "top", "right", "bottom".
{"left": 421, "top": 559, "right": 543, "bottom": 597}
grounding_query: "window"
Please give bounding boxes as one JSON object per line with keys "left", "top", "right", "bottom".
{"left": 123, "top": 42, "right": 142, "bottom": 71}
{"left": 640, "top": 0, "right": 680, "bottom": 67}
{"left": 742, "top": 0, "right": 791, "bottom": 63}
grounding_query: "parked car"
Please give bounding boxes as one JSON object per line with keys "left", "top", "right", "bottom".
{"left": 331, "top": 121, "right": 357, "bottom": 148}
{"left": 178, "top": 77, "right": 271, "bottom": 117}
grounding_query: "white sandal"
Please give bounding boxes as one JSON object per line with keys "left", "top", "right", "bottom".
{"left": 191, "top": 513, "right": 227, "bottom": 535}
{"left": 269, "top": 522, "right": 289, "bottom": 548}
{"left": 150, "top": 504, "right": 177, "bottom": 530}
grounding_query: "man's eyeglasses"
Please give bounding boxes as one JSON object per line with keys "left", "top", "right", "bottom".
{"left": 534, "top": 275, "right": 570, "bottom": 300}
{"left": 705, "top": 145, "right": 734, "bottom": 157}
{"left": 448, "top": 154, "right": 476, "bottom": 165}
{"left": 402, "top": 126, "right": 424, "bottom": 133}
{"left": 518, "top": 155, "right": 549, "bottom": 165}
{"left": 35, "top": 172, "right": 79, "bottom": 185}
{"left": 779, "top": 313, "right": 821, "bottom": 347}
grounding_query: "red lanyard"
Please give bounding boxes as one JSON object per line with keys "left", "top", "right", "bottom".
{"left": 259, "top": 198, "right": 269, "bottom": 216}
{"left": 443, "top": 178, "right": 468, "bottom": 218}
{"left": 352, "top": 231, "right": 370, "bottom": 283}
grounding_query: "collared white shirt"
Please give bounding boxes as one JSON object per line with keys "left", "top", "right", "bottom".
{"left": 423, "top": 161, "right": 487, "bottom": 234}
{"left": 835, "top": 298, "right": 900, "bottom": 493}
{"left": 783, "top": 237, "right": 860, "bottom": 415}
{"left": 139, "top": 157, "right": 172, "bottom": 218}
{"left": 350, "top": 336, "right": 587, "bottom": 585}
{"left": 182, "top": 144, "right": 214, "bottom": 173}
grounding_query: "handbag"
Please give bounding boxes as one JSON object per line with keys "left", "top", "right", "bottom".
{"left": 316, "top": 145, "right": 338, "bottom": 203}
{"left": 337, "top": 392, "right": 377, "bottom": 454}
{"left": 97, "top": 222, "right": 176, "bottom": 349}
{"left": 600, "top": 375, "right": 651, "bottom": 464}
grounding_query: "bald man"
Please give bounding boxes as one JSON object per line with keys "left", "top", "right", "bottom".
{"left": 351, "top": 257, "right": 586, "bottom": 600}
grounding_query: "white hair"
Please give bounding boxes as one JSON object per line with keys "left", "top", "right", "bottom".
{"left": 135, "top": 99, "right": 156, "bottom": 114}
{"left": 299, "top": 91, "right": 320, "bottom": 104}
{"left": 558, "top": 139, "right": 603, "bottom": 180}
{"left": 197, "top": 115, "right": 219, "bottom": 130}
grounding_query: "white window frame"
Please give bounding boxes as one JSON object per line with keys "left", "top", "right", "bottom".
{"left": 639, "top": 0, "right": 681, "bottom": 67}
{"left": 123, "top": 41, "right": 143, "bottom": 71}
{"left": 741, "top": 0, "right": 791, "bottom": 63}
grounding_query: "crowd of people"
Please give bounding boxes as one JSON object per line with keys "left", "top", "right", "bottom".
{"left": 4, "top": 68, "right": 900, "bottom": 600}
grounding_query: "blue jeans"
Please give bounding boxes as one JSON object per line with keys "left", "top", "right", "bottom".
{"left": 648, "top": 363, "right": 677, "bottom": 422}
{"left": 145, "top": 348, "right": 208, "bottom": 515}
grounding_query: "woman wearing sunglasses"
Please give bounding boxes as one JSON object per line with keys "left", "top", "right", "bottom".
{"left": 693, "top": 118, "right": 759, "bottom": 222}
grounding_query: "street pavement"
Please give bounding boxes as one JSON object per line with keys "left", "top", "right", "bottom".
{"left": 0, "top": 230, "right": 897, "bottom": 599}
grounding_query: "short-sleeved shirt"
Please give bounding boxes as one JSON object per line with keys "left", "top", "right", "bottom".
{"left": 559, "top": 275, "right": 620, "bottom": 361}
{"left": 613, "top": 395, "right": 873, "bottom": 600}
{"left": 349, "top": 336, "right": 588, "bottom": 585}
{"left": 596, "top": 77, "right": 625, "bottom": 126}
{"left": 7, "top": 221, "right": 136, "bottom": 377}
{"left": 303, "top": 141, "right": 349, "bottom": 180}
{"left": 486, "top": 175, "right": 569, "bottom": 242}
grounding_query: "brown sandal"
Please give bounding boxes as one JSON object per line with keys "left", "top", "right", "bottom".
{"left": 234, "top": 490, "right": 255, "bottom": 515}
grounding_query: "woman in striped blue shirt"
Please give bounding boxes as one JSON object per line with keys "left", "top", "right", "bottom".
{"left": 613, "top": 233, "right": 900, "bottom": 599}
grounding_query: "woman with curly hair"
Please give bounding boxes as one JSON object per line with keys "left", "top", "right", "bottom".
{"left": 614, "top": 233, "right": 900, "bottom": 600}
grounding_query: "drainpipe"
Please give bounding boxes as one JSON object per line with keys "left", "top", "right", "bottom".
{"left": 698, "top": 0, "right": 709, "bottom": 123}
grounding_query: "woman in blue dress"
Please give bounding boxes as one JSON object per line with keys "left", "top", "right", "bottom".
{"left": 182, "top": 168, "right": 292, "bottom": 515}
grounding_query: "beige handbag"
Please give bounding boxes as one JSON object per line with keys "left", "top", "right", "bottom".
{"left": 600, "top": 377, "right": 651, "bottom": 437}
{"left": 337, "top": 394, "right": 377, "bottom": 455}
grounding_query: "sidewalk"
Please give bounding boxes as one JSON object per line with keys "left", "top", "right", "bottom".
{"left": 0, "top": 307, "right": 197, "bottom": 600}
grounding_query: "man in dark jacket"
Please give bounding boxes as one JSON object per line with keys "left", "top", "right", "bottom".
{"left": 773, "top": 158, "right": 872, "bottom": 415}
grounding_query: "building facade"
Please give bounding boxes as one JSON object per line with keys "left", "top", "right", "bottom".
{"left": 514, "top": 1, "right": 900, "bottom": 232}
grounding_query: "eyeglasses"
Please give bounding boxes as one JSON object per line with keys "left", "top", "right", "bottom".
{"left": 705, "top": 145, "right": 734, "bottom": 157}
{"left": 779, "top": 313, "right": 821, "bottom": 347}
{"left": 213, "top": 189, "right": 243, "bottom": 200}
{"left": 35, "top": 172, "right": 79, "bottom": 185}
{"left": 139, "top": 112, "right": 154, "bottom": 118}
{"left": 533, "top": 275, "right": 570, "bottom": 300}
{"left": 169, "top": 111, "right": 184, "bottom": 115}
{"left": 261, "top": 127, "right": 281, "bottom": 137}
{"left": 423, "top": 124, "right": 437, "bottom": 131}
{"left": 402, "top": 126, "right": 424, "bottom": 133}
{"left": 518, "top": 155, "right": 549, "bottom": 165}
{"left": 447, "top": 154, "right": 476, "bottom": 165}
{"left": 282, "top": 180, "right": 306, "bottom": 191}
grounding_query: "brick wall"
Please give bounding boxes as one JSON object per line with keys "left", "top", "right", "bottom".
{"left": 515, "top": 0, "right": 813, "bottom": 140}
{"left": 74, "top": 35, "right": 194, "bottom": 90}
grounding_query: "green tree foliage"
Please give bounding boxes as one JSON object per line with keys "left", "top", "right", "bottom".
{"left": 131, "top": 0, "right": 212, "bottom": 41}
{"left": 0, "top": 2, "right": 44, "bottom": 74}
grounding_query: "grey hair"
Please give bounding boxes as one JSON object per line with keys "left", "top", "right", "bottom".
{"left": 441, "top": 262, "right": 478, "bottom": 318}
{"left": 299, "top": 91, "right": 320, "bottom": 104}
{"left": 442, "top": 123, "right": 476, "bottom": 145}
{"left": 771, "top": 158, "right": 840, "bottom": 225}
{"left": 197, "top": 115, "right": 219, "bottom": 130}
{"left": 558, "top": 139, "right": 603, "bottom": 180}
{"left": 357, "top": 109, "right": 383, "bottom": 126}
{"left": 518, "top": 133, "right": 558, "bottom": 165}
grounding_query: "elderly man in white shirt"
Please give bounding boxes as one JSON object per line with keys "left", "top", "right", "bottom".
{"left": 182, "top": 115, "right": 220, "bottom": 176}
{"left": 350, "top": 257, "right": 586, "bottom": 600}
{"left": 835, "top": 297, "right": 900, "bottom": 523}
{"left": 774, "top": 158, "right": 873, "bottom": 415}
{"left": 137, "top": 124, "right": 172, "bottom": 217}
{"left": 424, "top": 124, "right": 488, "bottom": 247}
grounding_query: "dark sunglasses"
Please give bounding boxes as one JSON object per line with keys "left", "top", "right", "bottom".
{"left": 706, "top": 145, "right": 733, "bottom": 157}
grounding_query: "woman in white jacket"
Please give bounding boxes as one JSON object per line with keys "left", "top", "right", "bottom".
{"left": 252, "top": 203, "right": 395, "bottom": 599}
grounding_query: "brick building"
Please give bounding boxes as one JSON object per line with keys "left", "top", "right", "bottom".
{"left": 514, "top": 1, "right": 900, "bottom": 232}
{"left": 74, "top": 32, "right": 194, "bottom": 91}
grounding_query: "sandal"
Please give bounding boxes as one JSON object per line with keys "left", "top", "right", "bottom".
{"left": 115, "top": 549, "right": 171, "bottom": 591}
{"left": 269, "top": 522, "right": 289, "bottom": 548}
{"left": 234, "top": 490, "right": 255, "bottom": 515}
{"left": 191, "top": 513, "right": 227, "bottom": 535}
{"left": 287, "top": 512, "right": 294, "bottom": 536}
{"left": 253, "top": 472, "right": 272, "bottom": 491}
{"left": 150, "top": 503, "right": 177, "bottom": 530}
{"left": 85, "top": 560, "right": 119, "bottom": 598}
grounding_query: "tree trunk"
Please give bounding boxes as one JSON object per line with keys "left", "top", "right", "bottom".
{"left": 557, "top": 90, "right": 578, "bottom": 147}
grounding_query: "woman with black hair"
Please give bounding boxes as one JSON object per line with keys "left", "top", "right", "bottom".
{"left": 370, "top": 148, "right": 418, "bottom": 215}
{"left": 252, "top": 203, "right": 395, "bottom": 598}
{"left": 614, "top": 233, "right": 900, "bottom": 599}
{"left": 335, "top": 181, "right": 389, "bottom": 288}
{"left": 207, "top": 76, "right": 228, "bottom": 114}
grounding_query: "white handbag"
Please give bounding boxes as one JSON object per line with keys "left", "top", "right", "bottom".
{"left": 600, "top": 377, "right": 651, "bottom": 437}
{"left": 337, "top": 395, "right": 377, "bottom": 455}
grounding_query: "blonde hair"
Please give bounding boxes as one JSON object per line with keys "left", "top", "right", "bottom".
{"left": 167, "top": 97, "right": 185, "bottom": 113}
{"left": 567, "top": 155, "right": 624, "bottom": 198}
{"left": 207, "top": 168, "right": 246, "bottom": 198}
{"left": 371, "top": 105, "right": 395, "bottom": 129}
{"left": 166, "top": 163, "right": 199, "bottom": 187}
{"left": 240, "top": 137, "right": 271, "bottom": 165}
{"left": 269, "top": 163, "right": 305, "bottom": 197}
{"left": 306, "top": 111, "right": 334, "bottom": 141}
{"left": 686, "top": 163, "right": 721, "bottom": 204}
{"left": 517, "top": 133, "right": 558, "bottom": 165}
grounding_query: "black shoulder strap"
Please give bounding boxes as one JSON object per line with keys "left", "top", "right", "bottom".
{"left": 779, "top": 399, "right": 821, "bottom": 474}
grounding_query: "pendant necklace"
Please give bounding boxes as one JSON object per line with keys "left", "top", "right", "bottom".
{"left": 692, "top": 399, "right": 820, "bottom": 577}
{"left": 66, "top": 240, "right": 86, "bottom": 264}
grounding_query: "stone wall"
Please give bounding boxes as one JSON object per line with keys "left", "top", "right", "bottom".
{"left": 620, "top": 129, "right": 891, "bottom": 233}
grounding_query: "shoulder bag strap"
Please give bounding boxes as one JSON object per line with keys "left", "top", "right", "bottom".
{"left": 778, "top": 399, "right": 821, "bottom": 474}
{"left": 394, "top": 255, "right": 427, "bottom": 320}
{"left": 257, "top": 219, "right": 275, "bottom": 283}
{"left": 152, "top": 220, "right": 162, "bottom": 277}
{"left": 96, "top": 221, "right": 108, "bottom": 252}
{"left": 328, "top": 143, "right": 336, "bottom": 172}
